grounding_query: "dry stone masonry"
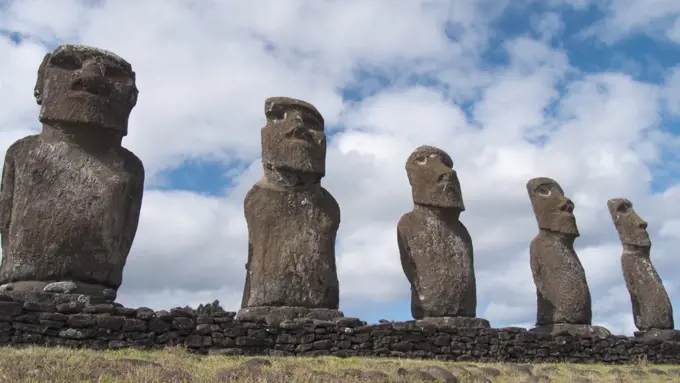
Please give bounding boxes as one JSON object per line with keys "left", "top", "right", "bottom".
{"left": 0, "top": 293, "right": 679, "bottom": 364}
{"left": 1, "top": 44, "right": 680, "bottom": 364}
{"left": 0, "top": 44, "right": 144, "bottom": 302}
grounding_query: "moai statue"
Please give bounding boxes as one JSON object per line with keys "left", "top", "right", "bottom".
{"left": 397, "top": 145, "right": 490, "bottom": 328}
{"left": 608, "top": 198, "right": 678, "bottom": 340}
{"left": 526, "top": 177, "right": 609, "bottom": 337}
{"left": 236, "top": 97, "right": 343, "bottom": 324}
{"left": 0, "top": 45, "right": 145, "bottom": 303}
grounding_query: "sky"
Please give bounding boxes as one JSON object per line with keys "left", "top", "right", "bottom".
{"left": 1, "top": 0, "right": 680, "bottom": 336}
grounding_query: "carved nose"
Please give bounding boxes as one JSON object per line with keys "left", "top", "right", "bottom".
{"left": 72, "top": 76, "right": 110, "bottom": 96}
{"left": 639, "top": 221, "right": 648, "bottom": 229}
{"left": 437, "top": 172, "right": 453, "bottom": 183}
{"left": 560, "top": 199, "right": 574, "bottom": 213}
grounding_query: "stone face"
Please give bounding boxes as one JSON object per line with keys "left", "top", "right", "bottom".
{"left": 607, "top": 198, "right": 673, "bottom": 331}
{"left": 240, "top": 97, "right": 340, "bottom": 310}
{"left": 398, "top": 146, "right": 477, "bottom": 319}
{"left": 526, "top": 177, "right": 591, "bottom": 326}
{"left": 0, "top": 44, "right": 144, "bottom": 300}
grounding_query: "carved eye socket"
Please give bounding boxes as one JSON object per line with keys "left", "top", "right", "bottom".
{"left": 266, "top": 105, "right": 286, "bottom": 121}
{"left": 416, "top": 156, "right": 427, "bottom": 165}
{"left": 105, "top": 64, "right": 129, "bottom": 79}
{"left": 428, "top": 153, "right": 439, "bottom": 159}
{"left": 51, "top": 54, "right": 81, "bottom": 70}
{"left": 535, "top": 185, "right": 552, "bottom": 197}
{"left": 304, "top": 117, "right": 324, "bottom": 131}
{"left": 616, "top": 203, "right": 629, "bottom": 213}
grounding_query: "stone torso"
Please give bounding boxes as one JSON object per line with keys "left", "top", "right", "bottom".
{"left": 242, "top": 181, "right": 340, "bottom": 309}
{"left": 621, "top": 253, "right": 673, "bottom": 330}
{"left": 530, "top": 232, "right": 592, "bottom": 325}
{"left": 398, "top": 211, "right": 476, "bottom": 318}
{"left": 0, "top": 135, "right": 143, "bottom": 289}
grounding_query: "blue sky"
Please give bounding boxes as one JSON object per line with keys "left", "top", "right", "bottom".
{"left": 2, "top": 0, "right": 680, "bottom": 334}
{"left": 153, "top": 1, "right": 680, "bottom": 197}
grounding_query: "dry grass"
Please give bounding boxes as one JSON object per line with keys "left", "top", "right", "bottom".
{"left": 0, "top": 346, "right": 677, "bottom": 382}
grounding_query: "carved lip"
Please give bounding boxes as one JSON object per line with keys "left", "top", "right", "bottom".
{"left": 70, "top": 77, "right": 111, "bottom": 97}
{"left": 629, "top": 230, "right": 651, "bottom": 243}
{"left": 623, "top": 237, "right": 651, "bottom": 247}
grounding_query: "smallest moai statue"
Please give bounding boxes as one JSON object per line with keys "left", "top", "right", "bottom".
{"left": 397, "top": 145, "right": 490, "bottom": 328}
{"left": 608, "top": 198, "right": 678, "bottom": 340}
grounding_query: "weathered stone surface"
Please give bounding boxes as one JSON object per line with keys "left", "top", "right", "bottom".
{"left": 0, "top": 291, "right": 111, "bottom": 307}
{"left": 0, "top": 288, "right": 679, "bottom": 365}
{"left": 398, "top": 146, "right": 479, "bottom": 321}
{"left": 235, "top": 306, "right": 344, "bottom": 325}
{"left": 240, "top": 97, "right": 340, "bottom": 310}
{"left": 607, "top": 198, "right": 673, "bottom": 331}
{"left": 530, "top": 324, "right": 611, "bottom": 339}
{"left": 634, "top": 328, "right": 680, "bottom": 342}
{"left": 0, "top": 44, "right": 144, "bottom": 301}
{"left": 416, "top": 316, "right": 490, "bottom": 328}
{"left": 526, "top": 177, "right": 591, "bottom": 326}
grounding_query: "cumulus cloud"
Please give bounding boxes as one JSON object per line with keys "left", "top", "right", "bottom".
{"left": 552, "top": 0, "right": 680, "bottom": 43}
{"left": 1, "top": 0, "right": 680, "bottom": 335}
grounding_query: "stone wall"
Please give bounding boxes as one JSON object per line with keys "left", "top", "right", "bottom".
{"left": 2, "top": 300, "right": 680, "bottom": 365}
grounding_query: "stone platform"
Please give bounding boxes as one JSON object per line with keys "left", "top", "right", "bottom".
{"left": 416, "top": 316, "right": 491, "bottom": 328}
{"left": 530, "top": 323, "right": 612, "bottom": 339}
{"left": 236, "top": 306, "right": 347, "bottom": 326}
{"left": 0, "top": 294, "right": 677, "bottom": 364}
{"left": 0, "top": 290, "right": 115, "bottom": 308}
{"left": 0, "top": 280, "right": 116, "bottom": 301}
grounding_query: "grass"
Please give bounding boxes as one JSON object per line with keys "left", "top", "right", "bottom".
{"left": 0, "top": 346, "right": 677, "bottom": 382}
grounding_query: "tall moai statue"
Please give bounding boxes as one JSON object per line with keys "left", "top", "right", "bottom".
{"left": 526, "top": 177, "right": 609, "bottom": 337}
{"left": 607, "top": 198, "right": 677, "bottom": 339}
{"left": 236, "top": 97, "right": 343, "bottom": 323}
{"left": 397, "top": 145, "right": 490, "bottom": 328}
{"left": 0, "top": 45, "right": 145, "bottom": 302}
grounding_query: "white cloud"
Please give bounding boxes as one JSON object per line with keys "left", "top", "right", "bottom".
{"left": 553, "top": 0, "right": 680, "bottom": 43}
{"left": 1, "top": 0, "right": 680, "bottom": 337}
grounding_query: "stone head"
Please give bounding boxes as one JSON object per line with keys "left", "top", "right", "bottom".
{"left": 405, "top": 145, "right": 465, "bottom": 210}
{"left": 261, "top": 97, "right": 326, "bottom": 177}
{"left": 35, "top": 44, "right": 138, "bottom": 136}
{"left": 526, "top": 177, "right": 579, "bottom": 236}
{"left": 607, "top": 198, "right": 650, "bottom": 248}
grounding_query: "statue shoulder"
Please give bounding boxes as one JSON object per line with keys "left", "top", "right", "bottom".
{"left": 244, "top": 183, "right": 265, "bottom": 210}
{"left": 5, "top": 135, "right": 39, "bottom": 159}
{"left": 319, "top": 186, "right": 339, "bottom": 212}
{"left": 115, "top": 148, "right": 144, "bottom": 187}
{"left": 397, "top": 210, "right": 420, "bottom": 237}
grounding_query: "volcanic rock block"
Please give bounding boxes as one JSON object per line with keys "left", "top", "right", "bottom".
{"left": 397, "top": 145, "right": 487, "bottom": 327}
{"left": 237, "top": 97, "right": 341, "bottom": 320}
{"left": 526, "top": 177, "right": 592, "bottom": 331}
{"left": 0, "top": 44, "right": 144, "bottom": 301}
{"left": 608, "top": 198, "right": 674, "bottom": 331}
